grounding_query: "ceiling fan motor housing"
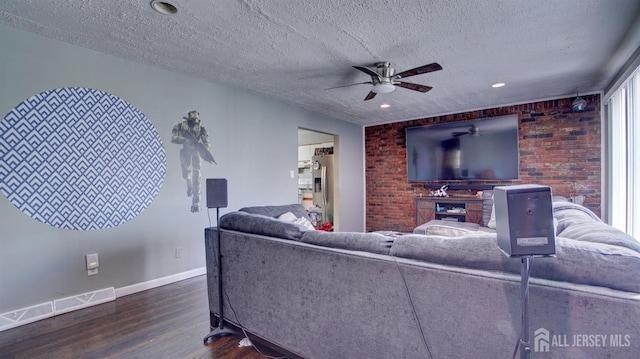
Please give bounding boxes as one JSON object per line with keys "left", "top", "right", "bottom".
{"left": 371, "top": 62, "right": 396, "bottom": 93}
{"left": 343, "top": 61, "right": 442, "bottom": 100}
{"left": 375, "top": 61, "right": 395, "bottom": 78}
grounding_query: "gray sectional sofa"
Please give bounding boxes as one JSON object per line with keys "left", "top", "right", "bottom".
{"left": 204, "top": 202, "right": 640, "bottom": 358}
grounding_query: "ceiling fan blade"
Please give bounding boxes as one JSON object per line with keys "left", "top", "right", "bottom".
{"left": 325, "top": 81, "right": 372, "bottom": 90}
{"left": 395, "top": 63, "right": 443, "bottom": 78}
{"left": 353, "top": 65, "right": 380, "bottom": 78}
{"left": 364, "top": 91, "right": 377, "bottom": 101}
{"left": 396, "top": 81, "right": 433, "bottom": 93}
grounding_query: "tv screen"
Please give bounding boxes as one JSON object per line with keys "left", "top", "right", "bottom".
{"left": 406, "top": 115, "right": 519, "bottom": 182}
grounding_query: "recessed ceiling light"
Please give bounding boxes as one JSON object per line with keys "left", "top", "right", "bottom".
{"left": 151, "top": 1, "right": 178, "bottom": 15}
{"left": 380, "top": 104, "right": 391, "bottom": 108}
{"left": 491, "top": 82, "right": 506, "bottom": 88}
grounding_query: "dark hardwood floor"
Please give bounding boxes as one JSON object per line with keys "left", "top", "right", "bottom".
{"left": 0, "top": 275, "right": 285, "bottom": 359}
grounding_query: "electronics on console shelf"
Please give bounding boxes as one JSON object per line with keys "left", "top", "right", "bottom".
{"left": 435, "top": 204, "right": 466, "bottom": 213}
{"left": 446, "top": 207, "right": 465, "bottom": 213}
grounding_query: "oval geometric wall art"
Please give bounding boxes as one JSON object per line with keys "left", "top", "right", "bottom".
{"left": 0, "top": 87, "right": 166, "bottom": 230}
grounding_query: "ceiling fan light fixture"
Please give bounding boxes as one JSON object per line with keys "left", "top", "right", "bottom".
{"left": 372, "top": 83, "right": 395, "bottom": 94}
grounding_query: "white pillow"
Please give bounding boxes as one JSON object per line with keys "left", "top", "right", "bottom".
{"left": 487, "top": 202, "right": 496, "bottom": 229}
{"left": 278, "top": 211, "right": 315, "bottom": 231}
{"left": 294, "top": 216, "right": 316, "bottom": 231}
{"left": 277, "top": 211, "right": 297, "bottom": 222}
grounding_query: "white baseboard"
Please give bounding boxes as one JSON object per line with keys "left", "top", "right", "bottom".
{"left": 115, "top": 266, "right": 206, "bottom": 298}
{"left": 0, "top": 267, "right": 206, "bottom": 332}
{"left": 54, "top": 287, "right": 116, "bottom": 316}
{"left": 0, "top": 302, "right": 54, "bottom": 332}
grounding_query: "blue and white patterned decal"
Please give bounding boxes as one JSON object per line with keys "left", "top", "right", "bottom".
{"left": 0, "top": 87, "right": 166, "bottom": 230}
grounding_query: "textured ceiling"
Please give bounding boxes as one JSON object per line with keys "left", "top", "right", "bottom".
{"left": 1, "top": 0, "right": 639, "bottom": 126}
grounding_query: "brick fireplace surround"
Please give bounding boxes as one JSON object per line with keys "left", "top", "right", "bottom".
{"left": 365, "top": 94, "right": 601, "bottom": 232}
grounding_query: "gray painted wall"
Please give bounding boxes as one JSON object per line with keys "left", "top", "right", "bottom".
{"left": 0, "top": 24, "right": 365, "bottom": 313}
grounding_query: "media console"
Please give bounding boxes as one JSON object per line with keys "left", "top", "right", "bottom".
{"left": 415, "top": 197, "right": 484, "bottom": 226}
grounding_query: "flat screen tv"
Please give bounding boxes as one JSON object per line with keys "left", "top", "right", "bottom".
{"left": 406, "top": 115, "right": 519, "bottom": 182}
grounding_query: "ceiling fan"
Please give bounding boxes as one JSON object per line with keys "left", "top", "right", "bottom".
{"left": 453, "top": 124, "right": 480, "bottom": 137}
{"left": 327, "top": 61, "right": 442, "bottom": 101}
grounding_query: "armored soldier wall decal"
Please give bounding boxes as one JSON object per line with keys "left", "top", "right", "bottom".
{"left": 171, "top": 110, "right": 216, "bottom": 212}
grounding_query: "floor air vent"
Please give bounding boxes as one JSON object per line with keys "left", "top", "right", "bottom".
{"left": 54, "top": 287, "right": 116, "bottom": 315}
{"left": 0, "top": 302, "right": 54, "bottom": 331}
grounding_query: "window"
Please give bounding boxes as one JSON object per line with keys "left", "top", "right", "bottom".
{"left": 606, "top": 65, "right": 640, "bottom": 239}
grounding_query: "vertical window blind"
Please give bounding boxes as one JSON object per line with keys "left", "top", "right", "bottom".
{"left": 607, "top": 65, "right": 640, "bottom": 239}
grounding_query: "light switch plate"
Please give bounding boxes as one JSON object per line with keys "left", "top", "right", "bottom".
{"left": 86, "top": 253, "right": 99, "bottom": 270}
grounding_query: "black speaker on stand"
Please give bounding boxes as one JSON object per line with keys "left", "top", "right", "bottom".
{"left": 203, "top": 179, "right": 241, "bottom": 344}
{"left": 494, "top": 184, "right": 556, "bottom": 359}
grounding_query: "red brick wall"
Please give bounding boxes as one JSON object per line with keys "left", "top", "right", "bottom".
{"left": 365, "top": 95, "right": 601, "bottom": 232}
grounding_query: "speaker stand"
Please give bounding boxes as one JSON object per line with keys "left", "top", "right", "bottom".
{"left": 204, "top": 207, "right": 242, "bottom": 344}
{"left": 517, "top": 256, "right": 533, "bottom": 359}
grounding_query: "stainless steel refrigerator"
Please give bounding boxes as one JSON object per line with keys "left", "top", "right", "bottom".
{"left": 311, "top": 154, "right": 334, "bottom": 226}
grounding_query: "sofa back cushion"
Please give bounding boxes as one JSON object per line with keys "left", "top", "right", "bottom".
{"left": 390, "top": 233, "right": 640, "bottom": 293}
{"left": 301, "top": 231, "right": 394, "bottom": 255}
{"left": 219, "top": 211, "right": 309, "bottom": 240}
{"left": 535, "top": 237, "right": 640, "bottom": 293}
{"left": 391, "top": 233, "right": 518, "bottom": 273}
{"left": 558, "top": 218, "right": 640, "bottom": 254}
{"left": 553, "top": 201, "right": 640, "bottom": 254}
{"left": 239, "top": 204, "right": 309, "bottom": 219}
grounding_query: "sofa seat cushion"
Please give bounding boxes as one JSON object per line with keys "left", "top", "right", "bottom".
{"left": 390, "top": 233, "right": 640, "bottom": 293}
{"left": 219, "top": 211, "right": 309, "bottom": 240}
{"left": 300, "top": 230, "right": 394, "bottom": 255}
{"left": 413, "top": 220, "right": 481, "bottom": 236}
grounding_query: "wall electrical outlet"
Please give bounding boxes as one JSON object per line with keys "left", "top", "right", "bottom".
{"left": 175, "top": 247, "right": 182, "bottom": 258}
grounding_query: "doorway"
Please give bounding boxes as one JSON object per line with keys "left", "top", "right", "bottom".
{"left": 297, "top": 128, "right": 337, "bottom": 230}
